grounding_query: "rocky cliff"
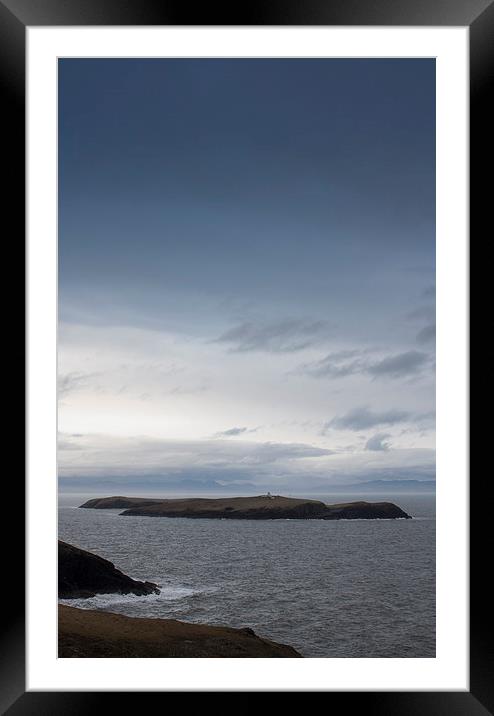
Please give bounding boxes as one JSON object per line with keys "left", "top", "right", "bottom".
{"left": 58, "top": 540, "right": 160, "bottom": 599}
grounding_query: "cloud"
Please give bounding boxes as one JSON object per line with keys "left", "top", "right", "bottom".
{"left": 416, "top": 323, "right": 436, "bottom": 344}
{"left": 58, "top": 434, "right": 334, "bottom": 476}
{"left": 166, "top": 384, "right": 209, "bottom": 396}
{"left": 407, "top": 305, "right": 435, "bottom": 322}
{"left": 214, "top": 426, "right": 262, "bottom": 438}
{"left": 416, "top": 410, "right": 436, "bottom": 426}
{"left": 58, "top": 371, "right": 100, "bottom": 397}
{"left": 367, "top": 350, "right": 429, "bottom": 378}
{"left": 300, "top": 349, "right": 431, "bottom": 381}
{"left": 214, "top": 318, "right": 328, "bottom": 353}
{"left": 407, "top": 302, "right": 435, "bottom": 346}
{"left": 325, "top": 407, "right": 411, "bottom": 431}
{"left": 57, "top": 437, "right": 82, "bottom": 451}
{"left": 238, "top": 441, "right": 333, "bottom": 464}
{"left": 365, "top": 433, "right": 392, "bottom": 451}
{"left": 215, "top": 426, "right": 250, "bottom": 437}
{"left": 298, "top": 350, "right": 367, "bottom": 378}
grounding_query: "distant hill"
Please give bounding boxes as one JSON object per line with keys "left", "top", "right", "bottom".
{"left": 321, "top": 480, "right": 436, "bottom": 493}
{"left": 59, "top": 476, "right": 435, "bottom": 496}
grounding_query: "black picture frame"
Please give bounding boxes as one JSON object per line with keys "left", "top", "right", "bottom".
{"left": 4, "top": 0, "right": 485, "bottom": 712}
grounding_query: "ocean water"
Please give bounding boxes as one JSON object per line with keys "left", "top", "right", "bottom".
{"left": 58, "top": 493, "right": 435, "bottom": 658}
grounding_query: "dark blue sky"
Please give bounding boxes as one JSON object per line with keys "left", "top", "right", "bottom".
{"left": 59, "top": 58, "right": 435, "bottom": 339}
{"left": 58, "top": 59, "right": 436, "bottom": 487}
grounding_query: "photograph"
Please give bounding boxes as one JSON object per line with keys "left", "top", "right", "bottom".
{"left": 57, "top": 57, "right": 436, "bottom": 660}
{"left": 0, "top": 0, "right": 481, "bottom": 704}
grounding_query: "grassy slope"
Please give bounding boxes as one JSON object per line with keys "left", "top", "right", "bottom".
{"left": 58, "top": 605, "right": 302, "bottom": 658}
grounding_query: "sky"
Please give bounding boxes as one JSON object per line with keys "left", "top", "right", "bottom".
{"left": 58, "top": 58, "right": 435, "bottom": 492}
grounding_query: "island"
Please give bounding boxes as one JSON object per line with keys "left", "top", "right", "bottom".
{"left": 58, "top": 540, "right": 160, "bottom": 599}
{"left": 79, "top": 494, "right": 411, "bottom": 520}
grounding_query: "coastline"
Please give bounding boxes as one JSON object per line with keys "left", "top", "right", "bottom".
{"left": 58, "top": 539, "right": 302, "bottom": 658}
{"left": 57, "top": 493, "right": 435, "bottom": 658}
{"left": 59, "top": 605, "right": 302, "bottom": 658}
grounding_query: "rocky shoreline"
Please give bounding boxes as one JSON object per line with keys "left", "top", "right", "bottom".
{"left": 58, "top": 539, "right": 301, "bottom": 657}
{"left": 58, "top": 540, "right": 160, "bottom": 599}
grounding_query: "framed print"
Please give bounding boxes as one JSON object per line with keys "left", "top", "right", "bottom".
{"left": 3, "top": 0, "right": 487, "bottom": 711}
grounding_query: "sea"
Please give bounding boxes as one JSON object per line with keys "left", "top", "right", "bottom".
{"left": 58, "top": 492, "right": 435, "bottom": 658}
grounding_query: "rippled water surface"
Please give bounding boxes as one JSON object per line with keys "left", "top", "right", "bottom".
{"left": 58, "top": 493, "right": 435, "bottom": 657}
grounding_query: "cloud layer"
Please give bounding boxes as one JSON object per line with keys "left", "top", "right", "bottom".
{"left": 300, "top": 349, "right": 431, "bottom": 381}
{"left": 325, "top": 407, "right": 412, "bottom": 431}
{"left": 58, "top": 431, "right": 435, "bottom": 489}
{"left": 214, "top": 319, "right": 329, "bottom": 353}
{"left": 214, "top": 426, "right": 260, "bottom": 438}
